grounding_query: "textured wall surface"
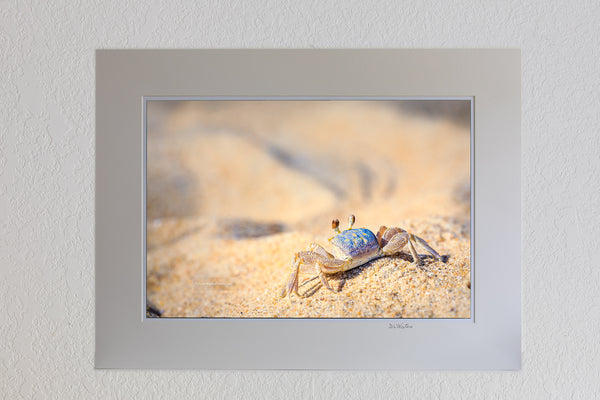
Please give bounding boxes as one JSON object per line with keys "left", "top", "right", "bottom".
{"left": 2, "top": 1, "right": 599, "bottom": 398}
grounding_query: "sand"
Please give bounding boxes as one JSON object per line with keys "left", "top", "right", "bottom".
{"left": 146, "top": 101, "right": 471, "bottom": 318}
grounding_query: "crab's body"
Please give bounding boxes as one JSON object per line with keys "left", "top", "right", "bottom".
{"left": 329, "top": 228, "right": 382, "bottom": 269}
{"left": 280, "top": 215, "right": 445, "bottom": 298}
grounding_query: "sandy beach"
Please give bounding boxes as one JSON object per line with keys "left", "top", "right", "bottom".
{"left": 146, "top": 100, "right": 471, "bottom": 318}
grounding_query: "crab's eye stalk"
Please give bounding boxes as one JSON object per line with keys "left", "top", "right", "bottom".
{"left": 332, "top": 219, "right": 341, "bottom": 234}
{"left": 348, "top": 214, "right": 356, "bottom": 230}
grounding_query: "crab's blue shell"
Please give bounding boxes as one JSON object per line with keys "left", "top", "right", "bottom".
{"left": 330, "top": 228, "right": 380, "bottom": 260}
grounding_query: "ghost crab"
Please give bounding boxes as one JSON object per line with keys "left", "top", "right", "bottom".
{"left": 280, "top": 215, "right": 445, "bottom": 298}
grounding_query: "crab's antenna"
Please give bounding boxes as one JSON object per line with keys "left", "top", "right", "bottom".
{"left": 332, "top": 219, "right": 341, "bottom": 234}
{"left": 348, "top": 214, "right": 355, "bottom": 230}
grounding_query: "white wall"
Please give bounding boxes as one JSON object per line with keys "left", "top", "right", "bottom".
{"left": 2, "top": 1, "right": 599, "bottom": 398}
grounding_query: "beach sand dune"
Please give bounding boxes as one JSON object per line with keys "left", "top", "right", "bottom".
{"left": 146, "top": 101, "right": 471, "bottom": 318}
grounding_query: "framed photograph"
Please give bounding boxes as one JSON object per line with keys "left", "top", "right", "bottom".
{"left": 96, "top": 49, "right": 520, "bottom": 369}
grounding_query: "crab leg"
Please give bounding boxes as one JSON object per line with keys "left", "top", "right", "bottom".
{"left": 380, "top": 230, "right": 409, "bottom": 255}
{"left": 308, "top": 243, "right": 334, "bottom": 259}
{"left": 411, "top": 234, "right": 442, "bottom": 262}
{"left": 379, "top": 228, "right": 441, "bottom": 265}
{"left": 280, "top": 247, "right": 347, "bottom": 298}
{"left": 280, "top": 255, "right": 301, "bottom": 298}
{"left": 406, "top": 236, "right": 422, "bottom": 266}
{"left": 380, "top": 231, "right": 422, "bottom": 265}
{"left": 317, "top": 261, "right": 335, "bottom": 292}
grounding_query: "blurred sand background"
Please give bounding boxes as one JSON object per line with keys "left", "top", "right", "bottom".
{"left": 146, "top": 100, "right": 471, "bottom": 318}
